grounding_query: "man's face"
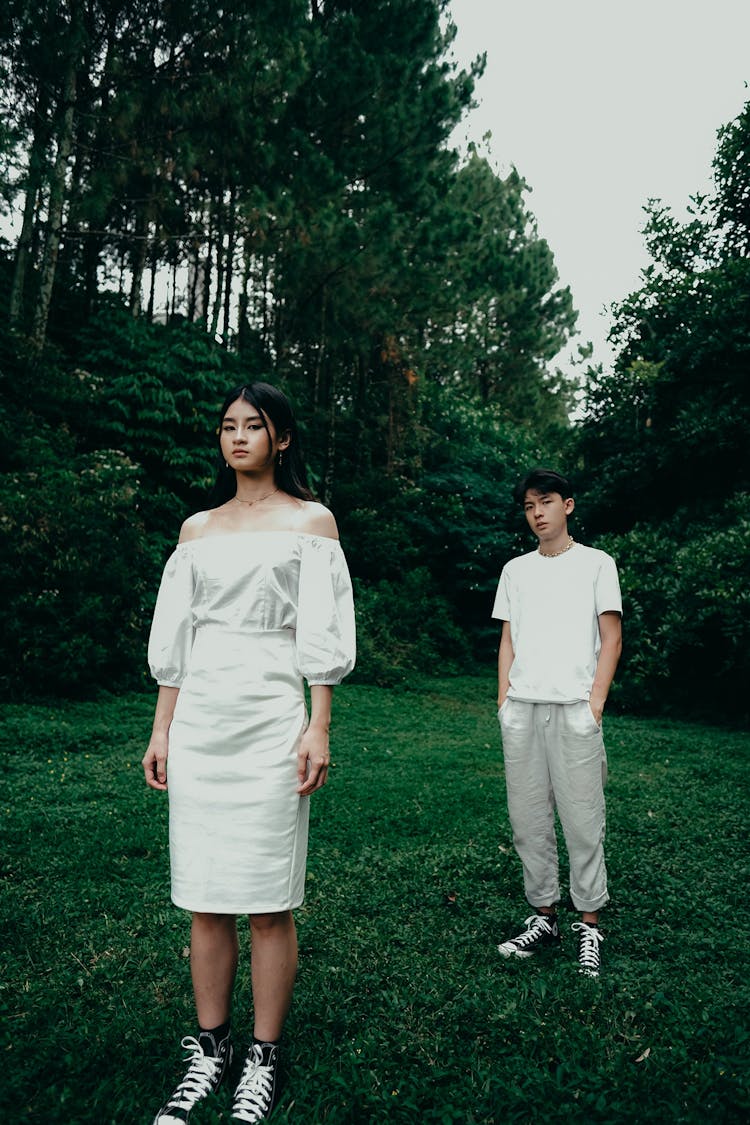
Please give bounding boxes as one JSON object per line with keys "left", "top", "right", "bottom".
{"left": 523, "top": 489, "right": 574, "bottom": 543}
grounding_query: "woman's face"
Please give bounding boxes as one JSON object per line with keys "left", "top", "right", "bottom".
{"left": 220, "top": 397, "right": 283, "bottom": 472}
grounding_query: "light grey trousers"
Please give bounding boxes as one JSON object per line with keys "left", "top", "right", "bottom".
{"left": 499, "top": 699, "right": 609, "bottom": 913}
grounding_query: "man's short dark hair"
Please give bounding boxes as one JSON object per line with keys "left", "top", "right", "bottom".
{"left": 513, "top": 468, "right": 572, "bottom": 506}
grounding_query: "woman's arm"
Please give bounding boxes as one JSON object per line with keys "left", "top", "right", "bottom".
{"left": 297, "top": 684, "right": 333, "bottom": 796}
{"left": 142, "top": 685, "right": 179, "bottom": 791}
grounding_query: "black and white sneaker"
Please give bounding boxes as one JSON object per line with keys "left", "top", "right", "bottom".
{"left": 497, "top": 914, "right": 561, "bottom": 958}
{"left": 231, "top": 1042, "right": 280, "bottom": 1123}
{"left": 153, "top": 1033, "right": 233, "bottom": 1124}
{"left": 572, "top": 922, "right": 604, "bottom": 977}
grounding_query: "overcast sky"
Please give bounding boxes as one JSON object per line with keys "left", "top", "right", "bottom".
{"left": 447, "top": 0, "right": 750, "bottom": 376}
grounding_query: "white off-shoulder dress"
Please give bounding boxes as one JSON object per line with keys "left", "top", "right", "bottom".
{"left": 148, "top": 531, "right": 356, "bottom": 914}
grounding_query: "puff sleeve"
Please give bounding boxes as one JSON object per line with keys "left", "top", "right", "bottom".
{"left": 296, "top": 537, "right": 356, "bottom": 686}
{"left": 148, "top": 545, "right": 196, "bottom": 687}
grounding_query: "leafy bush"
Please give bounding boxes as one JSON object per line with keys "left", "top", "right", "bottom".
{"left": 595, "top": 495, "right": 750, "bottom": 720}
{"left": 351, "top": 569, "right": 472, "bottom": 686}
{"left": 0, "top": 306, "right": 249, "bottom": 699}
{"left": 0, "top": 452, "right": 158, "bottom": 696}
{"left": 336, "top": 386, "right": 544, "bottom": 673}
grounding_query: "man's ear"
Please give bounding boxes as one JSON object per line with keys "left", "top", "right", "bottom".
{"left": 564, "top": 497, "right": 575, "bottom": 515}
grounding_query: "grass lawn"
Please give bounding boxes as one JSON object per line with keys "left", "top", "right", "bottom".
{"left": 1, "top": 677, "right": 748, "bottom": 1124}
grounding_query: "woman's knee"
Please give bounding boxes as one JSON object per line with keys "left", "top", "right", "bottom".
{"left": 193, "top": 911, "right": 237, "bottom": 932}
{"left": 249, "top": 910, "right": 293, "bottom": 936}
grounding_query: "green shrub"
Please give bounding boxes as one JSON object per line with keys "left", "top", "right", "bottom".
{"left": 595, "top": 495, "right": 750, "bottom": 720}
{"left": 0, "top": 453, "right": 158, "bottom": 697}
{"left": 351, "top": 568, "right": 472, "bottom": 686}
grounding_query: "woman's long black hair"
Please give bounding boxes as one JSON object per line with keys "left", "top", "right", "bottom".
{"left": 209, "top": 382, "right": 314, "bottom": 508}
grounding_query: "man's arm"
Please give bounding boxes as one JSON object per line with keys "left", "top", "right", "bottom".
{"left": 497, "top": 620, "right": 514, "bottom": 708}
{"left": 589, "top": 611, "right": 622, "bottom": 723}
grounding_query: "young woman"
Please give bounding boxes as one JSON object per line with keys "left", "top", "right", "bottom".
{"left": 143, "top": 382, "right": 356, "bottom": 1124}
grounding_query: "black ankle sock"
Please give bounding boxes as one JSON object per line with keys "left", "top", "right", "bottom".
{"left": 252, "top": 1036, "right": 280, "bottom": 1064}
{"left": 199, "top": 1020, "right": 231, "bottom": 1055}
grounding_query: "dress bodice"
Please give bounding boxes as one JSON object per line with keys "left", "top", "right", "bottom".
{"left": 148, "top": 531, "right": 356, "bottom": 688}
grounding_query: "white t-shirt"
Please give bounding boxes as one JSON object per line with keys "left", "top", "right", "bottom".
{"left": 492, "top": 543, "right": 622, "bottom": 704}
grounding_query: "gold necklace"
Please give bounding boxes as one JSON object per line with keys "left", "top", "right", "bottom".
{"left": 539, "top": 535, "right": 575, "bottom": 558}
{"left": 233, "top": 488, "right": 279, "bottom": 507}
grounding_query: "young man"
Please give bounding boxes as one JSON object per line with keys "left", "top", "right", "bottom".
{"left": 492, "top": 468, "right": 622, "bottom": 977}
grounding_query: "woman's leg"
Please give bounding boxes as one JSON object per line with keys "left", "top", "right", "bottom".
{"left": 190, "top": 912, "right": 239, "bottom": 1028}
{"left": 249, "top": 910, "right": 298, "bottom": 1041}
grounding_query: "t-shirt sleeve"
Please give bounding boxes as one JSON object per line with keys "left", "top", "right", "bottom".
{"left": 296, "top": 536, "right": 356, "bottom": 686}
{"left": 595, "top": 553, "right": 623, "bottom": 617}
{"left": 491, "top": 565, "right": 511, "bottom": 620}
{"left": 148, "top": 545, "right": 195, "bottom": 687}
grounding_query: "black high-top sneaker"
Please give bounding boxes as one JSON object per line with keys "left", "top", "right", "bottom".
{"left": 231, "top": 1041, "right": 281, "bottom": 1123}
{"left": 572, "top": 921, "right": 604, "bottom": 977}
{"left": 153, "top": 1032, "right": 233, "bottom": 1124}
{"left": 497, "top": 913, "right": 561, "bottom": 958}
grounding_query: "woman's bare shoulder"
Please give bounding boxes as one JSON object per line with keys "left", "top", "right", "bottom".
{"left": 178, "top": 510, "right": 213, "bottom": 543}
{"left": 292, "top": 500, "right": 339, "bottom": 540}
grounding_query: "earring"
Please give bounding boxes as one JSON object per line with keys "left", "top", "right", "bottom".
{"left": 278, "top": 450, "right": 284, "bottom": 467}
{"left": 225, "top": 460, "right": 229, "bottom": 469}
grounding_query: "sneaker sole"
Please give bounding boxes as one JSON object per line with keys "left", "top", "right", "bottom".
{"left": 497, "top": 941, "right": 561, "bottom": 958}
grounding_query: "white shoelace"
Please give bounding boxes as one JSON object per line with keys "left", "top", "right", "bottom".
{"left": 232, "top": 1044, "right": 275, "bottom": 1123}
{"left": 572, "top": 922, "right": 604, "bottom": 974}
{"left": 514, "top": 914, "right": 553, "bottom": 947}
{"left": 162, "top": 1036, "right": 223, "bottom": 1112}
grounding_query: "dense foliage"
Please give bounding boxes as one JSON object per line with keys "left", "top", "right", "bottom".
{"left": 0, "top": 3, "right": 747, "bottom": 720}
{"left": 0, "top": 0, "right": 571, "bottom": 696}
{"left": 570, "top": 99, "right": 750, "bottom": 718}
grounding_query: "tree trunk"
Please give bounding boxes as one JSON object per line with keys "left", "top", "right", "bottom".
{"left": 170, "top": 255, "right": 178, "bottom": 320}
{"left": 147, "top": 240, "right": 158, "bottom": 321}
{"left": 81, "top": 15, "right": 118, "bottom": 316}
{"left": 201, "top": 214, "right": 214, "bottom": 328}
{"left": 30, "top": 57, "right": 78, "bottom": 350}
{"left": 354, "top": 351, "right": 370, "bottom": 475}
{"left": 222, "top": 185, "right": 237, "bottom": 344}
{"left": 322, "top": 362, "right": 337, "bottom": 506}
{"left": 9, "top": 87, "right": 50, "bottom": 326}
{"left": 236, "top": 233, "right": 253, "bottom": 351}
{"left": 187, "top": 201, "right": 206, "bottom": 322}
{"left": 129, "top": 200, "right": 151, "bottom": 316}
{"left": 313, "top": 293, "right": 327, "bottom": 407}
{"left": 209, "top": 189, "right": 226, "bottom": 338}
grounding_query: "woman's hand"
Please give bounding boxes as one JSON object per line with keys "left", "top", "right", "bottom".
{"left": 143, "top": 686, "right": 178, "bottom": 791}
{"left": 296, "top": 724, "right": 330, "bottom": 795}
{"left": 142, "top": 732, "right": 169, "bottom": 791}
